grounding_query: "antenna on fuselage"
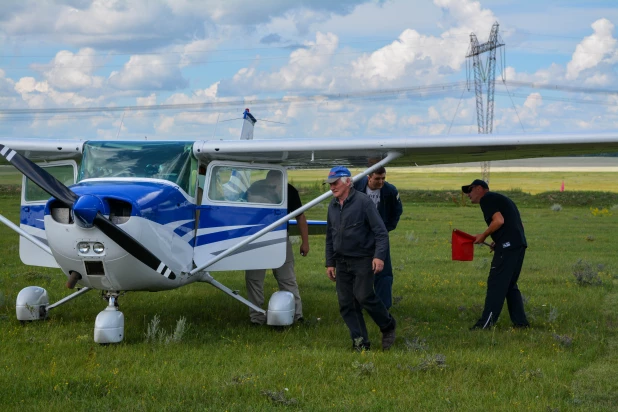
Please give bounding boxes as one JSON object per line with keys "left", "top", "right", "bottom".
{"left": 212, "top": 113, "right": 220, "bottom": 139}
{"left": 116, "top": 111, "right": 126, "bottom": 139}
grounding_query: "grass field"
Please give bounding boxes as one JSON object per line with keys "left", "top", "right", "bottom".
{"left": 0, "top": 173, "right": 617, "bottom": 411}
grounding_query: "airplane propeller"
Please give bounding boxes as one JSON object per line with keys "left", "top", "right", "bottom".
{"left": 0, "top": 144, "right": 177, "bottom": 280}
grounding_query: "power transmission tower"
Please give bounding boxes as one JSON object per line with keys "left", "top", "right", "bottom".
{"left": 466, "top": 22, "right": 504, "bottom": 183}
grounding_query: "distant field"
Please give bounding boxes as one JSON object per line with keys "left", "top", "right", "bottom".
{"left": 0, "top": 166, "right": 21, "bottom": 185}
{"left": 0, "top": 178, "right": 617, "bottom": 410}
{"left": 289, "top": 169, "right": 618, "bottom": 194}
{"left": 3, "top": 164, "right": 618, "bottom": 194}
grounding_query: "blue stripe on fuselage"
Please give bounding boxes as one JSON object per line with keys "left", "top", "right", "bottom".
{"left": 21, "top": 204, "right": 46, "bottom": 229}
{"left": 173, "top": 220, "right": 195, "bottom": 237}
{"left": 195, "top": 205, "right": 286, "bottom": 247}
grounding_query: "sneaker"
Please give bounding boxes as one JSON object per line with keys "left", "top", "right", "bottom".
{"left": 381, "top": 319, "right": 397, "bottom": 351}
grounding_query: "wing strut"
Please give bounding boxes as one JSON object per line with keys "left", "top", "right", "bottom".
{"left": 198, "top": 272, "right": 266, "bottom": 314}
{"left": 189, "top": 151, "right": 402, "bottom": 275}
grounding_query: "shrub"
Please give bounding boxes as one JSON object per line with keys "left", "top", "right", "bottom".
{"left": 403, "top": 336, "right": 428, "bottom": 352}
{"left": 572, "top": 259, "right": 603, "bottom": 286}
{"left": 145, "top": 315, "right": 188, "bottom": 344}
{"left": 405, "top": 231, "right": 418, "bottom": 243}
{"left": 262, "top": 390, "right": 298, "bottom": 406}
{"left": 553, "top": 334, "right": 573, "bottom": 348}
{"left": 351, "top": 361, "right": 375, "bottom": 377}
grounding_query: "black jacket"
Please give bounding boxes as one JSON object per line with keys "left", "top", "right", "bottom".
{"left": 353, "top": 177, "right": 403, "bottom": 231}
{"left": 325, "top": 188, "right": 389, "bottom": 267}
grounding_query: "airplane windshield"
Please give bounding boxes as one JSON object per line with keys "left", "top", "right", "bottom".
{"left": 78, "top": 141, "right": 196, "bottom": 194}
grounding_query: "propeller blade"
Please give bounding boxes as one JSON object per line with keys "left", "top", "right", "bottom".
{"left": 93, "top": 213, "right": 177, "bottom": 280}
{"left": 0, "top": 144, "right": 78, "bottom": 207}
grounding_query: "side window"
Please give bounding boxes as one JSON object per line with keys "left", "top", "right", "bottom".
{"left": 207, "top": 166, "right": 283, "bottom": 205}
{"left": 24, "top": 165, "right": 75, "bottom": 202}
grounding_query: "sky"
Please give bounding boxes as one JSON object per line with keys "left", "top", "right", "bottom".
{"left": 1, "top": 0, "right": 618, "bottom": 141}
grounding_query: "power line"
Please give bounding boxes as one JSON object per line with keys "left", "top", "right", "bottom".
{"left": 2, "top": 79, "right": 617, "bottom": 120}
{"left": 0, "top": 82, "right": 467, "bottom": 115}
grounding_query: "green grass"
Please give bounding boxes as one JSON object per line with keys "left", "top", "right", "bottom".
{"left": 1, "top": 173, "right": 617, "bottom": 411}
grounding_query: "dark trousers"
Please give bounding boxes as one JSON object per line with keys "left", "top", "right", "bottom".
{"left": 476, "top": 246, "right": 529, "bottom": 328}
{"left": 374, "top": 249, "right": 393, "bottom": 309}
{"left": 335, "top": 256, "right": 395, "bottom": 346}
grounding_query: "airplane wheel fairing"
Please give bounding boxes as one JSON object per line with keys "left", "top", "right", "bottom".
{"left": 94, "top": 304, "right": 125, "bottom": 344}
{"left": 16, "top": 286, "right": 49, "bottom": 321}
{"left": 266, "top": 291, "right": 295, "bottom": 326}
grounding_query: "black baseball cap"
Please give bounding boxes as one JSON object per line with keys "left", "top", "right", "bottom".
{"left": 462, "top": 179, "right": 489, "bottom": 194}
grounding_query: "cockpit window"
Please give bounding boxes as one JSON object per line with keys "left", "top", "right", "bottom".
{"left": 208, "top": 166, "right": 283, "bottom": 205}
{"left": 78, "top": 141, "right": 195, "bottom": 194}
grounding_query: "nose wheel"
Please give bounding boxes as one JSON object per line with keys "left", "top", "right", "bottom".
{"left": 94, "top": 293, "right": 125, "bottom": 344}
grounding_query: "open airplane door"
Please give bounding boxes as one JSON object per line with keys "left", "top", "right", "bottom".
{"left": 194, "top": 161, "right": 288, "bottom": 271}
{"left": 20, "top": 160, "right": 78, "bottom": 268}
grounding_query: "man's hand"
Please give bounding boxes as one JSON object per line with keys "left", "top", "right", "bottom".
{"left": 372, "top": 258, "right": 384, "bottom": 274}
{"left": 300, "top": 242, "right": 309, "bottom": 257}
{"left": 473, "top": 233, "right": 488, "bottom": 244}
{"left": 326, "top": 266, "right": 336, "bottom": 282}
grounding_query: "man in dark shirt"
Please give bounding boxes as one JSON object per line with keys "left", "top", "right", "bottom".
{"left": 245, "top": 170, "right": 309, "bottom": 324}
{"left": 462, "top": 179, "right": 529, "bottom": 330}
{"left": 354, "top": 166, "right": 403, "bottom": 309}
{"left": 325, "top": 166, "right": 397, "bottom": 351}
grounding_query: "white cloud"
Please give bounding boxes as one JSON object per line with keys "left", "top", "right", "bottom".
{"left": 566, "top": 18, "right": 617, "bottom": 80}
{"left": 368, "top": 107, "right": 397, "bottom": 130}
{"left": 137, "top": 93, "right": 157, "bottom": 106}
{"left": 1, "top": 0, "right": 369, "bottom": 50}
{"left": 34, "top": 48, "right": 104, "bottom": 91}
{"left": 108, "top": 54, "right": 187, "bottom": 91}
{"left": 14, "top": 76, "right": 96, "bottom": 108}
{"left": 225, "top": 32, "right": 339, "bottom": 93}
{"left": 350, "top": 0, "right": 497, "bottom": 87}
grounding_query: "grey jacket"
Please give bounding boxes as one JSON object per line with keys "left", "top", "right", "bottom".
{"left": 325, "top": 188, "right": 389, "bottom": 267}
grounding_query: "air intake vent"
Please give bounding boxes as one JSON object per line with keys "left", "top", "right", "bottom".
{"left": 85, "top": 261, "right": 105, "bottom": 276}
{"left": 108, "top": 199, "right": 132, "bottom": 224}
{"left": 50, "top": 200, "right": 73, "bottom": 224}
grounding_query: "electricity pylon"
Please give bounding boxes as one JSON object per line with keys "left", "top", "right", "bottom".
{"left": 466, "top": 22, "right": 504, "bottom": 183}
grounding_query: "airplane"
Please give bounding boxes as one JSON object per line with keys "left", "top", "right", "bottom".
{"left": 1, "top": 109, "right": 618, "bottom": 344}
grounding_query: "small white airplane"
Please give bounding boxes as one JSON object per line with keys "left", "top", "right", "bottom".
{"left": 1, "top": 109, "right": 618, "bottom": 343}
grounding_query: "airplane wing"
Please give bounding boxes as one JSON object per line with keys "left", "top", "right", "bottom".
{"left": 3, "top": 131, "right": 618, "bottom": 168}
{"left": 193, "top": 132, "right": 618, "bottom": 167}
{"left": 0, "top": 138, "right": 84, "bottom": 164}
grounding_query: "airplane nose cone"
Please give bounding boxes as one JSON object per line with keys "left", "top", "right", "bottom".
{"left": 73, "top": 194, "right": 105, "bottom": 228}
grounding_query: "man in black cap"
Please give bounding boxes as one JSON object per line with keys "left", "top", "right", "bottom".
{"left": 325, "top": 166, "right": 397, "bottom": 351}
{"left": 462, "top": 179, "right": 530, "bottom": 330}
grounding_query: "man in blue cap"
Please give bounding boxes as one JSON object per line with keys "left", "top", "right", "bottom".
{"left": 354, "top": 166, "right": 402, "bottom": 309}
{"left": 325, "top": 166, "right": 397, "bottom": 351}
{"left": 462, "top": 179, "right": 529, "bottom": 330}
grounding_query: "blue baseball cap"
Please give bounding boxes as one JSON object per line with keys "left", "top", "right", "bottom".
{"left": 324, "top": 166, "right": 351, "bottom": 183}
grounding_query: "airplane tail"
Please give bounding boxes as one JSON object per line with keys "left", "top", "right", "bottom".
{"left": 240, "top": 108, "right": 257, "bottom": 140}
